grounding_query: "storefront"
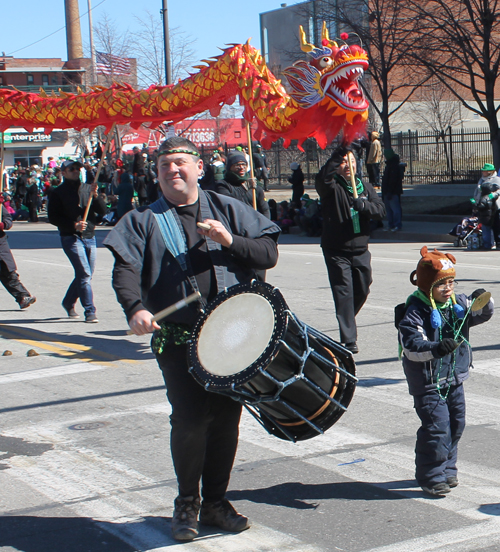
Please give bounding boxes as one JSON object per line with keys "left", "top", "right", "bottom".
{"left": 2, "top": 129, "right": 71, "bottom": 168}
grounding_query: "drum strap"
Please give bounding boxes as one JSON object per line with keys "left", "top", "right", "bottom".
{"left": 150, "top": 195, "right": 205, "bottom": 306}
{"left": 150, "top": 196, "right": 188, "bottom": 270}
{"left": 149, "top": 193, "right": 228, "bottom": 306}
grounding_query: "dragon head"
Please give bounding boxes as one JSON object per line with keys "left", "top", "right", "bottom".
{"left": 283, "top": 22, "right": 369, "bottom": 112}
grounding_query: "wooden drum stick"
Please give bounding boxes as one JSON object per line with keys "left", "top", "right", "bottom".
{"left": 127, "top": 292, "right": 201, "bottom": 335}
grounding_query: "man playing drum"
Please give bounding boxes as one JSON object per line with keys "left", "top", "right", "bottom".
{"left": 104, "top": 137, "right": 280, "bottom": 542}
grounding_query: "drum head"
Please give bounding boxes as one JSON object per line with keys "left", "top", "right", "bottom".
{"left": 198, "top": 293, "right": 275, "bottom": 376}
{"left": 188, "top": 282, "right": 289, "bottom": 390}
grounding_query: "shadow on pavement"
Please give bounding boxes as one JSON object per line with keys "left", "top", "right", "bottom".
{"left": 227, "top": 480, "right": 417, "bottom": 509}
{"left": 356, "top": 376, "right": 404, "bottom": 387}
{"left": 0, "top": 514, "right": 230, "bottom": 551}
{"left": 0, "top": 385, "right": 166, "bottom": 414}
{"left": 0, "top": 322, "right": 153, "bottom": 362}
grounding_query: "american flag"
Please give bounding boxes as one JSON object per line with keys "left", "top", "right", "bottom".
{"left": 95, "top": 51, "right": 131, "bottom": 76}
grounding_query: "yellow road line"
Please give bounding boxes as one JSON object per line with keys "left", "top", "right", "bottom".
{"left": 0, "top": 324, "right": 138, "bottom": 364}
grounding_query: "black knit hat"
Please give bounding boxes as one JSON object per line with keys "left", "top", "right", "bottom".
{"left": 226, "top": 152, "right": 247, "bottom": 169}
{"left": 328, "top": 145, "right": 352, "bottom": 171}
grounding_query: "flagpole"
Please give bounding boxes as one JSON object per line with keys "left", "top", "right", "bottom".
{"left": 87, "top": 0, "right": 96, "bottom": 87}
{"left": 161, "top": 0, "right": 172, "bottom": 85}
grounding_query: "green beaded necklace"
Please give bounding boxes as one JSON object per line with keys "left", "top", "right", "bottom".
{"left": 435, "top": 304, "right": 472, "bottom": 400}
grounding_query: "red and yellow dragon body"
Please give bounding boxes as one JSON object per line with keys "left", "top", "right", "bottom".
{"left": 0, "top": 24, "right": 369, "bottom": 148}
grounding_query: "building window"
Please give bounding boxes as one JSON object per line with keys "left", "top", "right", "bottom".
{"left": 51, "top": 75, "right": 58, "bottom": 85}
{"left": 26, "top": 74, "right": 34, "bottom": 85}
{"left": 13, "top": 149, "right": 43, "bottom": 168}
{"left": 0, "top": 76, "right": 3, "bottom": 86}
{"left": 42, "top": 74, "right": 49, "bottom": 86}
{"left": 234, "top": 131, "right": 241, "bottom": 139}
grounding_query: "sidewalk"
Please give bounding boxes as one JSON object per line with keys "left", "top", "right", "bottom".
{"left": 371, "top": 217, "right": 455, "bottom": 244}
{"left": 269, "top": 183, "right": 469, "bottom": 244}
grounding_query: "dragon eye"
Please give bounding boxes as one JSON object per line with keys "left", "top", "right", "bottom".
{"left": 319, "top": 57, "right": 333, "bottom": 68}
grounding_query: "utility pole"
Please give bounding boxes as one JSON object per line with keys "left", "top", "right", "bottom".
{"left": 87, "top": 0, "right": 96, "bottom": 86}
{"left": 160, "top": 0, "right": 172, "bottom": 85}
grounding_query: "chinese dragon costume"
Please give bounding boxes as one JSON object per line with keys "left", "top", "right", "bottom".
{"left": 0, "top": 23, "right": 369, "bottom": 148}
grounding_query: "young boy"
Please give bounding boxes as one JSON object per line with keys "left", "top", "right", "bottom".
{"left": 398, "top": 246, "right": 494, "bottom": 496}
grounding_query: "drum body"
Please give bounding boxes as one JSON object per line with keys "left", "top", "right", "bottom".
{"left": 188, "top": 281, "right": 357, "bottom": 442}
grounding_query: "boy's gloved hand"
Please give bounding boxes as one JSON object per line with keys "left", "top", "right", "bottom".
{"left": 434, "top": 338, "right": 460, "bottom": 358}
{"left": 471, "top": 288, "right": 487, "bottom": 299}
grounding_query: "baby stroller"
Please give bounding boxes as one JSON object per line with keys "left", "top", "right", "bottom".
{"left": 449, "top": 216, "right": 482, "bottom": 248}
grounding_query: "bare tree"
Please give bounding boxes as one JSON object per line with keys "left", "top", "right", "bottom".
{"left": 93, "top": 13, "right": 130, "bottom": 87}
{"left": 130, "top": 11, "right": 197, "bottom": 87}
{"left": 408, "top": 79, "right": 465, "bottom": 171}
{"left": 408, "top": 0, "right": 500, "bottom": 165}
{"left": 329, "top": 0, "right": 430, "bottom": 147}
{"left": 409, "top": 80, "right": 463, "bottom": 133}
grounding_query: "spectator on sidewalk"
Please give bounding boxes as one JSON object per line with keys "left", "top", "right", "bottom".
{"left": 366, "top": 131, "right": 382, "bottom": 188}
{"left": 472, "top": 163, "right": 500, "bottom": 249}
{"left": 288, "top": 162, "right": 305, "bottom": 207}
{"left": 381, "top": 148, "right": 404, "bottom": 232}
{"left": 252, "top": 144, "right": 270, "bottom": 191}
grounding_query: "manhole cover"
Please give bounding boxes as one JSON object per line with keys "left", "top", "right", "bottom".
{"left": 68, "top": 422, "right": 110, "bottom": 431}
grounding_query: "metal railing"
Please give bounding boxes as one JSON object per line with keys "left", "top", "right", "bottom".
{"left": 200, "top": 127, "right": 493, "bottom": 187}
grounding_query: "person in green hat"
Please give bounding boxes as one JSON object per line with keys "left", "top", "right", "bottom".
{"left": 472, "top": 162, "right": 500, "bottom": 249}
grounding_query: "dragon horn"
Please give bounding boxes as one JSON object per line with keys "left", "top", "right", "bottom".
{"left": 321, "top": 21, "right": 339, "bottom": 48}
{"left": 299, "top": 26, "right": 315, "bottom": 53}
{"left": 322, "top": 21, "right": 330, "bottom": 42}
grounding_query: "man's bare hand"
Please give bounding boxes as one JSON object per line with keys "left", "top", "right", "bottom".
{"left": 197, "top": 219, "right": 233, "bottom": 248}
{"left": 129, "top": 309, "right": 161, "bottom": 335}
{"left": 75, "top": 220, "right": 88, "bottom": 232}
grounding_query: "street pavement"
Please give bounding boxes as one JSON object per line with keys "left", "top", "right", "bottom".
{"left": 1, "top": 221, "right": 500, "bottom": 552}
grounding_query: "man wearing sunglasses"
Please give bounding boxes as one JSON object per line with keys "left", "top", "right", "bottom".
{"left": 48, "top": 159, "right": 107, "bottom": 322}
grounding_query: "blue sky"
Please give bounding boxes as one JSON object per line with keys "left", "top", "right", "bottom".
{"left": 1, "top": 0, "right": 295, "bottom": 67}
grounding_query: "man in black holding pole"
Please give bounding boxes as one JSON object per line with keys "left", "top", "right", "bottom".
{"left": 48, "top": 159, "right": 107, "bottom": 322}
{"left": 315, "top": 145, "right": 385, "bottom": 354}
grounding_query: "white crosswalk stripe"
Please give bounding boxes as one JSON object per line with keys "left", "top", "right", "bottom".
{"left": 4, "top": 360, "right": 500, "bottom": 551}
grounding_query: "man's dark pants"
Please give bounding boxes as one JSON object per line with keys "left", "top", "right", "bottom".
{"left": 323, "top": 249, "right": 372, "bottom": 344}
{"left": 158, "top": 344, "right": 242, "bottom": 502}
{"left": 0, "top": 260, "right": 30, "bottom": 303}
{"left": 413, "top": 384, "right": 465, "bottom": 486}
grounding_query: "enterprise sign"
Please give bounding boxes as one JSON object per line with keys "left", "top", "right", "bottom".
{"left": 3, "top": 131, "right": 68, "bottom": 144}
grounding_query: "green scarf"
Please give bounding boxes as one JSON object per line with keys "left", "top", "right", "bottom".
{"left": 334, "top": 173, "right": 364, "bottom": 196}
{"left": 224, "top": 170, "right": 249, "bottom": 186}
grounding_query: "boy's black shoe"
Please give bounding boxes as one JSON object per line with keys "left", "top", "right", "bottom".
{"left": 447, "top": 476, "right": 459, "bottom": 488}
{"left": 421, "top": 482, "right": 451, "bottom": 496}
